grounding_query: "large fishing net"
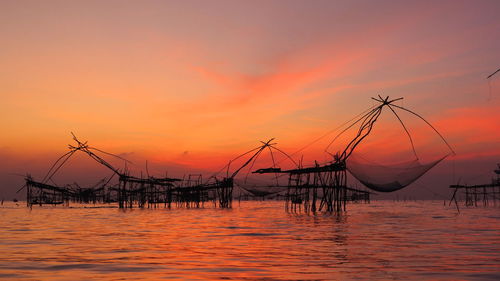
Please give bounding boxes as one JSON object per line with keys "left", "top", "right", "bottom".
{"left": 325, "top": 96, "right": 454, "bottom": 193}
{"left": 346, "top": 154, "right": 447, "bottom": 192}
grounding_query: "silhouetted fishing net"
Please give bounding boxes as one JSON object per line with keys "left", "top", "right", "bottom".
{"left": 346, "top": 154, "right": 447, "bottom": 192}
{"left": 322, "top": 96, "right": 454, "bottom": 193}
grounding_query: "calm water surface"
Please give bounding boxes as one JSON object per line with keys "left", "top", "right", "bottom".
{"left": 0, "top": 200, "right": 499, "bottom": 280}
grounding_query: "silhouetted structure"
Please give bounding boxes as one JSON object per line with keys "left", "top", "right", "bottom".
{"left": 22, "top": 135, "right": 275, "bottom": 209}
{"left": 253, "top": 96, "right": 452, "bottom": 213}
{"left": 449, "top": 164, "right": 500, "bottom": 209}
{"left": 22, "top": 96, "right": 450, "bottom": 213}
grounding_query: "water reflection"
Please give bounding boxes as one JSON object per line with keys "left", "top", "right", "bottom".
{"left": 0, "top": 201, "right": 498, "bottom": 280}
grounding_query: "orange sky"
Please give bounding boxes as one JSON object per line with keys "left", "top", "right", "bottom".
{"left": 1, "top": 0, "right": 499, "bottom": 198}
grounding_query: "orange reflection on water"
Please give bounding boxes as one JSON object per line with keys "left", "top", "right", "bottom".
{"left": 0, "top": 201, "right": 499, "bottom": 280}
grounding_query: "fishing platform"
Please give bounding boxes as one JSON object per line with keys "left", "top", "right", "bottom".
{"left": 21, "top": 96, "right": 453, "bottom": 213}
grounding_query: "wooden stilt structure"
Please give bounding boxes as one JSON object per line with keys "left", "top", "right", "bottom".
{"left": 449, "top": 164, "right": 500, "bottom": 209}
{"left": 253, "top": 96, "right": 450, "bottom": 213}
{"left": 21, "top": 96, "right": 450, "bottom": 213}
{"left": 22, "top": 135, "right": 274, "bottom": 209}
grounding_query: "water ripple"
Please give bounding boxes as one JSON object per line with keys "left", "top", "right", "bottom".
{"left": 0, "top": 201, "right": 499, "bottom": 280}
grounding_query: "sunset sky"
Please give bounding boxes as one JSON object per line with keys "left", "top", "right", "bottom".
{"left": 1, "top": 0, "right": 499, "bottom": 199}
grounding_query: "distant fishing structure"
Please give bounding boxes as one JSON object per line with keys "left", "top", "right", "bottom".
{"left": 20, "top": 96, "right": 453, "bottom": 213}
{"left": 21, "top": 135, "right": 283, "bottom": 209}
{"left": 486, "top": 68, "right": 500, "bottom": 79}
{"left": 446, "top": 68, "right": 500, "bottom": 209}
{"left": 487, "top": 67, "right": 500, "bottom": 100}
{"left": 449, "top": 165, "right": 500, "bottom": 210}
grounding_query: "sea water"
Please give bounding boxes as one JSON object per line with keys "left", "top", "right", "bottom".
{"left": 0, "top": 200, "right": 499, "bottom": 280}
